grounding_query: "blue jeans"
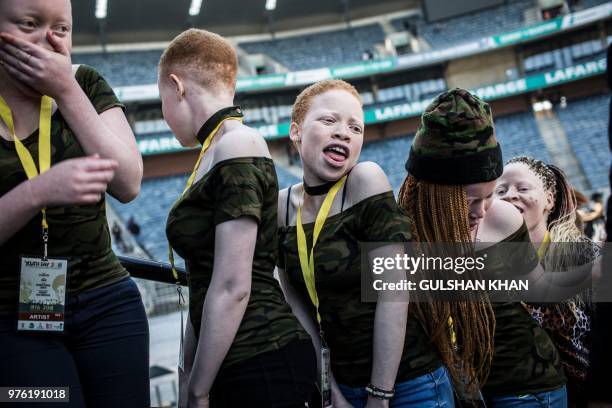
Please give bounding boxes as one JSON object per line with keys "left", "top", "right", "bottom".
{"left": 338, "top": 365, "right": 455, "bottom": 408}
{"left": 0, "top": 278, "right": 150, "bottom": 408}
{"left": 487, "top": 385, "right": 567, "bottom": 408}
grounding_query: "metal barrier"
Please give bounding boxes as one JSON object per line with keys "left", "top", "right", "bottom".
{"left": 118, "top": 255, "right": 188, "bottom": 286}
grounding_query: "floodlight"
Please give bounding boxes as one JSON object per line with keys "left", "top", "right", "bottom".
{"left": 95, "top": 0, "right": 108, "bottom": 19}
{"left": 189, "top": 0, "right": 203, "bottom": 16}
{"left": 265, "top": 0, "right": 277, "bottom": 11}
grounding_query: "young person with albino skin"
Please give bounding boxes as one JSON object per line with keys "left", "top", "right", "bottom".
{"left": 496, "top": 157, "right": 599, "bottom": 407}
{"left": 159, "top": 29, "right": 316, "bottom": 408}
{"left": 277, "top": 79, "right": 451, "bottom": 408}
{"left": 0, "top": 0, "right": 146, "bottom": 407}
{"left": 398, "top": 89, "right": 579, "bottom": 407}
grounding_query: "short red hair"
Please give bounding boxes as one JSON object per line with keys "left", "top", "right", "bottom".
{"left": 159, "top": 28, "right": 237, "bottom": 90}
{"left": 291, "top": 79, "right": 362, "bottom": 125}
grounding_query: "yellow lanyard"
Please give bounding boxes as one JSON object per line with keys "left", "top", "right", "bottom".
{"left": 296, "top": 176, "right": 347, "bottom": 326}
{"left": 167, "top": 116, "right": 243, "bottom": 280}
{"left": 0, "top": 95, "right": 53, "bottom": 257}
{"left": 168, "top": 115, "right": 242, "bottom": 371}
{"left": 537, "top": 230, "right": 551, "bottom": 261}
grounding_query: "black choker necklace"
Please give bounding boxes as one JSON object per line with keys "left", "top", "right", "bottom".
{"left": 196, "top": 106, "right": 243, "bottom": 145}
{"left": 303, "top": 179, "right": 338, "bottom": 195}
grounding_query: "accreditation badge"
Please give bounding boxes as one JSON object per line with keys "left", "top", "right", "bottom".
{"left": 320, "top": 345, "right": 332, "bottom": 408}
{"left": 17, "top": 256, "right": 68, "bottom": 332}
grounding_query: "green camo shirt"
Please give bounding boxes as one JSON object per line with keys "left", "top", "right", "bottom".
{"left": 166, "top": 157, "right": 310, "bottom": 368}
{"left": 0, "top": 65, "right": 129, "bottom": 317}
{"left": 279, "top": 191, "right": 442, "bottom": 387}
{"left": 480, "top": 223, "right": 566, "bottom": 396}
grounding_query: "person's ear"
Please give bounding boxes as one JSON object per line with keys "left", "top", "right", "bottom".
{"left": 169, "top": 74, "right": 185, "bottom": 101}
{"left": 289, "top": 122, "right": 301, "bottom": 144}
{"left": 545, "top": 190, "right": 555, "bottom": 213}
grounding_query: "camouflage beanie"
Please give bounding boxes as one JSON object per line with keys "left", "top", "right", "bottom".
{"left": 405, "top": 88, "right": 503, "bottom": 184}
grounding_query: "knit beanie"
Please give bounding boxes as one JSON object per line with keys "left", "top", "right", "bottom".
{"left": 405, "top": 88, "right": 503, "bottom": 184}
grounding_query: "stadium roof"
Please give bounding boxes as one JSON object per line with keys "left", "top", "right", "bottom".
{"left": 73, "top": 0, "right": 418, "bottom": 45}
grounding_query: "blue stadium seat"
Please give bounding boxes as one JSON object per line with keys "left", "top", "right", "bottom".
{"left": 356, "top": 110, "right": 552, "bottom": 193}
{"left": 73, "top": 50, "right": 163, "bottom": 87}
{"left": 555, "top": 94, "right": 610, "bottom": 189}
{"left": 239, "top": 25, "right": 386, "bottom": 71}
{"left": 393, "top": 0, "right": 532, "bottom": 49}
{"left": 110, "top": 163, "right": 299, "bottom": 263}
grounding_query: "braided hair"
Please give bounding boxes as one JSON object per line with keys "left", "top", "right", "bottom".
{"left": 398, "top": 175, "right": 495, "bottom": 394}
{"left": 506, "top": 156, "right": 598, "bottom": 309}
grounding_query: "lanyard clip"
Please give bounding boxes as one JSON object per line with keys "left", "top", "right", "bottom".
{"left": 42, "top": 226, "right": 49, "bottom": 261}
{"left": 176, "top": 282, "right": 186, "bottom": 306}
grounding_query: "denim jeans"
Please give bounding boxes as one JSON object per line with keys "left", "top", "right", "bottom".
{"left": 486, "top": 385, "right": 568, "bottom": 408}
{"left": 0, "top": 278, "right": 150, "bottom": 408}
{"left": 338, "top": 365, "right": 455, "bottom": 408}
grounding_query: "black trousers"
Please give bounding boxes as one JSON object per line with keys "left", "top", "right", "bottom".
{"left": 210, "top": 339, "right": 318, "bottom": 408}
{"left": 0, "top": 278, "right": 150, "bottom": 408}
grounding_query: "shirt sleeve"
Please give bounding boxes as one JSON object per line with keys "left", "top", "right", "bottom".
{"left": 76, "top": 65, "right": 126, "bottom": 114}
{"left": 357, "top": 192, "right": 413, "bottom": 243}
{"left": 483, "top": 222, "right": 540, "bottom": 279}
{"left": 210, "top": 161, "right": 267, "bottom": 226}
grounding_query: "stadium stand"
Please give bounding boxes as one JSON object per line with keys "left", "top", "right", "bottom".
{"left": 580, "top": 0, "right": 611, "bottom": 9}
{"left": 239, "top": 24, "right": 386, "bottom": 71}
{"left": 118, "top": 92, "right": 612, "bottom": 259}
{"left": 109, "top": 174, "right": 187, "bottom": 263}
{"left": 376, "top": 78, "right": 447, "bottom": 104}
{"left": 524, "top": 39, "right": 606, "bottom": 75}
{"left": 392, "top": 0, "right": 609, "bottom": 49}
{"left": 555, "top": 94, "right": 610, "bottom": 189}
{"left": 357, "top": 110, "right": 552, "bottom": 193}
{"left": 358, "top": 134, "right": 414, "bottom": 193}
{"left": 392, "top": 0, "right": 533, "bottom": 48}
{"left": 275, "top": 164, "right": 301, "bottom": 189}
{"left": 72, "top": 2, "right": 610, "bottom": 88}
{"left": 110, "top": 163, "right": 299, "bottom": 263}
{"left": 494, "top": 111, "right": 552, "bottom": 165}
{"left": 73, "top": 50, "right": 162, "bottom": 87}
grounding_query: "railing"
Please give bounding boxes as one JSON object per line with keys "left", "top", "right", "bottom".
{"left": 117, "top": 255, "right": 187, "bottom": 408}
{"left": 118, "top": 255, "right": 188, "bottom": 286}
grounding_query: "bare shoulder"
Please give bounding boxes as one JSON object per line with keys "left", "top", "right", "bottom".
{"left": 346, "top": 161, "right": 392, "bottom": 205}
{"left": 278, "top": 184, "right": 303, "bottom": 227}
{"left": 484, "top": 199, "right": 524, "bottom": 239}
{"left": 214, "top": 124, "right": 271, "bottom": 164}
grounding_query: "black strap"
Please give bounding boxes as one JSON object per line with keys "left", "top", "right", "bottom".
{"left": 340, "top": 171, "right": 350, "bottom": 211}
{"left": 196, "top": 106, "right": 243, "bottom": 145}
{"left": 288, "top": 171, "right": 348, "bottom": 225}
{"left": 285, "top": 184, "right": 293, "bottom": 226}
{"left": 303, "top": 179, "right": 337, "bottom": 195}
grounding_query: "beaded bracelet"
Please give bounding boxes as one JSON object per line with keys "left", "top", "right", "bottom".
{"left": 365, "top": 383, "right": 395, "bottom": 400}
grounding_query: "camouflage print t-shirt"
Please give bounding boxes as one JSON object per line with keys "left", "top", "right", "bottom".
{"left": 480, "top": 223, "right": 566, "bottom": 396}
{"left": 279, "top": 191, "right": 442, "bottom": 387}
{"left": 166, "top": 157, "right": 310, "bottom": 368}
{"left": 0, "top": 65, "right": 129, "bottom": 317}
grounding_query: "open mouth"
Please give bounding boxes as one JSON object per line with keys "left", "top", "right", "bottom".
{"left": 512, "top": 204, "right": 524, "bottom": 213}
{"left": 323, "top": 144, "right": 349, "bottom": 164}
